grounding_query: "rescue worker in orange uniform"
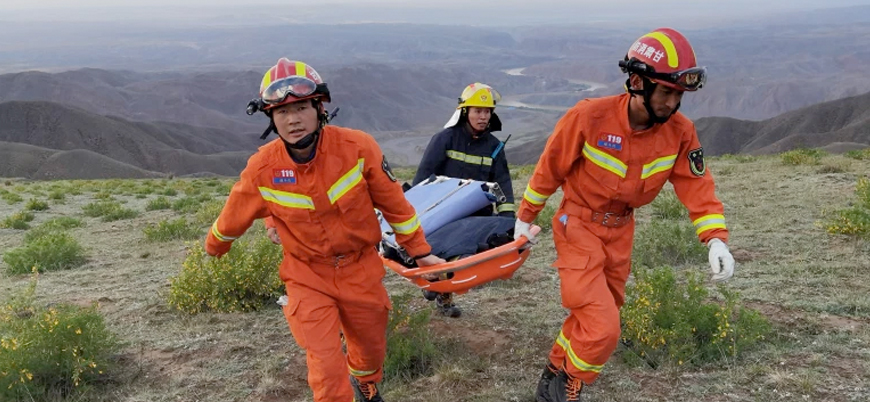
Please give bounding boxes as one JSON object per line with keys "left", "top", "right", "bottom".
{"left": 412, "top": 83, "right": 515, "bottom": 318}
{"left": 513, "top": 29, "right": 736, "bottom": 402}
{"left": 205, "top": 58, "right": 445, "bottom": 402}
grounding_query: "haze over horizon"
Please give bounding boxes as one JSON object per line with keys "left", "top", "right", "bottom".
{"left": 2, "top": 0, "right": 868, "bottom": 26}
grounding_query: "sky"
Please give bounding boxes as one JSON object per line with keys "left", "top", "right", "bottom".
{"left": 2, "top": 0, "right": 869, "bottom": 25}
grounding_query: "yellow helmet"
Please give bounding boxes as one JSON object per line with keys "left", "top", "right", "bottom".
{"left": 457, "top": 83, "right": 501, "bottom": 109}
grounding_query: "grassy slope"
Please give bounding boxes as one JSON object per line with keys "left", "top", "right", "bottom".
{"left": 1, "top": 155, "right": 869, "bottom": 402}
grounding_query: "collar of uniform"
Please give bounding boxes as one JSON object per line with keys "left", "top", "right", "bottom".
{"left": 462, "top": 124, "right": 489, "bottom": 142}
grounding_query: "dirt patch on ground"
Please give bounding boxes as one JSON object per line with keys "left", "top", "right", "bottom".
{"left": 247, "top": 358, "right": 310, "bottom": 402}
{"left": 747, "top": 302, "right": 869, "bottom": 333}
{"left": 429, "top": 319, "right": 511, "bottom": 358}
{"left": 731, "top": 247, "right": 763, "bottom": 263}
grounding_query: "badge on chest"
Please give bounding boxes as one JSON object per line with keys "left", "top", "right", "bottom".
{"left": 597, "top": 132, "right": 624, "bottom": 151}
{"left": 273, "top": 168, "right": 297, "bottom": 185}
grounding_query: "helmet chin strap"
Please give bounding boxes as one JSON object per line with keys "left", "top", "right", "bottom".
{"left": 625, "top": 76, "right": 680, "bottom": 126}
{"left": 284, "top": 128, "right": 320, "bottom": 149}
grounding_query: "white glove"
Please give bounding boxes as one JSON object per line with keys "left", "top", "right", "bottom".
{"left": 514, "top": 219, "right": 536, "bottom": 244}
{"left": 707, "top": 238, "right": 735, "bottom": 282}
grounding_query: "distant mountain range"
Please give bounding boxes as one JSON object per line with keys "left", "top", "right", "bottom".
{"left": 507, "top": 91, "right": 870, "bottom": 165}
{"left": 2, "top": 89, "right": 867, "bottom": 179}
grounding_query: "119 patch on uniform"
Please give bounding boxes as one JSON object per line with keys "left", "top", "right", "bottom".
{"left": 597, "top": 132, "right": 624, "bottom": 151}
{"left": 688, "top": 147, "right": 706, "bottom": 176}
{"left": 273, "top": 168, "right": 297, "bottom": 184}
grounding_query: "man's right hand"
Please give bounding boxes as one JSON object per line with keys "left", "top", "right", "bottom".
{"left": 266, "top": 227, "right": 281, "bottom": 245}
{"left": 416, "top": 254, "right": 446, "bottom": 267}
{"left": 513, "top": 219, "right": 537, "bottom": 244}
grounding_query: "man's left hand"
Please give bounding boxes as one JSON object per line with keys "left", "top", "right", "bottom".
{"left": 707, "top": 238, "right": 735, "bottom": 282}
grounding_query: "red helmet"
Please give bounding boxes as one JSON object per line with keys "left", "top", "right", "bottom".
{"left": 620, "top": 28, "right": 706, "bottom": 91}
{"left": 257, "top": 58, "right": 331, "bottom": 110}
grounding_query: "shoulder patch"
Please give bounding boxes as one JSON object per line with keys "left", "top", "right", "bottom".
{"left": 382, "top": 156, "right": 397, "bottom": 182}
{"left": 688, "top": 147, "right": 706, "bottom": 176}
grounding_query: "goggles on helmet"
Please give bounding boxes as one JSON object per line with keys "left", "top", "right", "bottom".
{"left": 261, "top": 76, "right": 320, "bottom": 105}
{"left": 620, "top": 58, "right": 707, "bottom": 91}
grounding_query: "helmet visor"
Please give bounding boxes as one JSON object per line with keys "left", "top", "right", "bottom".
{"left": 669, "top": 67, "right": 707, "bottom": 91}
{"left": 649, "top": 67, "right": 707, "bottom": 91}
{"left": 261, "top": 76, "right": 319, "bottom": 105}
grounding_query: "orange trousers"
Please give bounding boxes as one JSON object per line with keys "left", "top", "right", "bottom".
{"left": 547, "top": 210, "right": 634, "bottom": 384}
{"left": 281, "top": 248, "right": 390, "bottom": 402}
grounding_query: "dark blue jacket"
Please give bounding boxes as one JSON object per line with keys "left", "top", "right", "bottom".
{"left": 413, "top": 125, "right": 515, "bottom": 216}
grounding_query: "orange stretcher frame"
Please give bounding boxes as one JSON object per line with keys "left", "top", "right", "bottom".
{"left": 382, "top": 228, "right": 540, "bottom": 295}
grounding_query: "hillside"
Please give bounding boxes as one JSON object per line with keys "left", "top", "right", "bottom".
{"left": 696, "top": 90, "right": 870, "bottom": 155}
{"left": 0, "top": 154, "right": 868, "bottom": 401}
{"left": 0, "top": 101, "right": 257, "bottom": 178}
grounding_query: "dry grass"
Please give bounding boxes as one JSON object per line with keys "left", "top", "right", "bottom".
{"left": 1, "top": 158, "right": 870, "bottom": 401}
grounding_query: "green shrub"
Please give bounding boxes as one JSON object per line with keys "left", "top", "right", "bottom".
{"left": 858, "top": 177, "right": 870, "bottom": 210}
{"left": 844, "top": 148, "right": 870, "bottom": 160}
{"left": 193, "top": 200, "right": 224, "bottom": 226}
{"left": 66, "top": 184, "right": 83, "bottom": 196}
{"left": 161, "top": 187, "right": 178, "bottom": 197}
{"left": 133, "top": 185, "right": 154, "bottom": 197}
{"left": 780, "top": 148, "right": 825, "bottom": 165}
{"left": 383, "top": 293, "right": 438, "bottom": 381}
{"left": 3, "top": 232, "right": 88, "bottom": 274}
{"left": 182, "top": 187, "right": 203, "bottom": 197}
{"left": 0, "top": 274, "right": 119, "bottom": 400}
{"left": 143, "top": 218, "right": 202, "bottom": 242}
{"left": 1, "top": 211, "right": 35, "bottom": 230}
{"left": 650, "top": 190, "right": 686, "bottom": 220}
{"left": 24, "top": 198, "right": 49, "bottom": 212}
{"left": 102, "top": 207, "right": 139, "bottom": 222}
{"left": 24, "top": 217, "right": 84, "bottom": 243}
{"left": 167, "top": 235, "right": 283, "bottom": 314}
{"left": 81, "top": 200, "right": 139, "bottom": 222}
{"left": 824, "top": 177, "right": 870, "bottom": 238}
{"left": 172, "top": 196, "right": 205, "bottom": 214}
{"left": 621, "top": 267, "right": 770, "bottom": 368}
{"left": 825, "top": 207, "right": 870, "bottom": 237}
{"left": 1, "top": 191, "right": 24, "bottom": 205}
{"left": 81, "top": 201, "right": 118, "bottom": 217}
{"left": 632, "top": 220, "right": 707, "bottom": 269}
{"left": 145, "top": 196, "right": 172, "bottom": 211}
{"left": 93, "top": 192, "right": 114, "bottom": 200}
{"left": 214, "top": 182, "right": 233, "bottom": 196}
{"left": 48, "top": 190, "right": 66, "bottom": 203}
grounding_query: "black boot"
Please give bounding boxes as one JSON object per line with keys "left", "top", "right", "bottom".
{"left": 435, "top": 292, "right": 462, "bottom": 318}
{"left": 548, "top": 370, "right": 584, "bottom": 402}
{"left": 422, "top": 289, "right": 438, "bottom": 301}
{"left": 535, "top": 362, "right": 560, "bottom": 402}
{"left": 350, "top": 375, "right": 384, "bottom": 402}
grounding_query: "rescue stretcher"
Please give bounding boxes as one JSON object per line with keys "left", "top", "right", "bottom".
{"left": 378, "top": 176, "right": 541, "bottom": 295}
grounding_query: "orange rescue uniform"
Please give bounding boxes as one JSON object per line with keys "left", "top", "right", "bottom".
{"left": 205, "top": 125, "right": 430, "bottom": 402}
{"left": 518, "top": 93, "right": 728, "bottom": 384}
